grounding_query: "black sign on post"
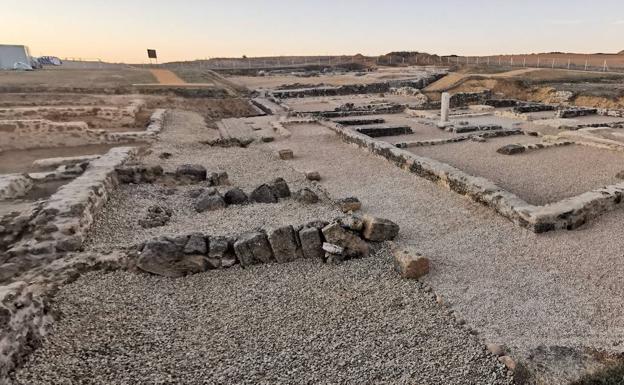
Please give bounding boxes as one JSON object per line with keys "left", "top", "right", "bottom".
{"left": 147, "top": 49, "right": 158, "bottom": 65}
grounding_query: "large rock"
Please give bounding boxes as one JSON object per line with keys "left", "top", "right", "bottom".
{"left": 138, "top": 205, "right": 172, "bottom": 228}
{"left": 496, "top": 144, "right": 525, "bottom": 155}
{"left": 267, "top": 225, "right": 300, "bottom": 263}
{"left": 250, "top": 184, "right": 278, "bottom": 203}
{"left": 394, "top": 247, "right": 430, "bottom": 279}
{"left": 278, "top": 149, "right": 294, "bottom": 160}
{"left": 616, "top": 171, "right": 624, "bottom": 180}
{"left": 195, "top": 192, "right": 226, "bottom": 212}
{"left": 269, "top": 178, "right": 291, "bottom": 198}
{"left": 305, "top": 171, "right": 321, "bottom": 181}
{"left": 299, "top": 227, "right": 324, "bottom": 260}
{"left": 293, "top": 188, "right": 319, "bottom": 204}
{"left": 184, "top": 233, "right": 207, "bottom": 255}
{"left": 208, "top": 236, "right": 237, "bottom": 269}
{"left": 233, "top": 232, "right": 274, "bottom": 267}
{"left": 224, "top": 188, "right": 248, "bottom": 205}
{"left": 208, "top": 171, "right": 229, "bottom": 186}
{"left": 362, "top": 216, "right": 399, "bottom": 241}
{"left": 321, "top": 222, "right": 369, "bottom": 259}
{"left": 137, "top": 238, "right": 206, "bottom": 278}
{"left": 176, "top": 164, "right": 207, "bottom": 181}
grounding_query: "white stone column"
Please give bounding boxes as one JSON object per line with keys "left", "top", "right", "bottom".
{"left": 440, "top": 92, "right": 450, "bottom": 125}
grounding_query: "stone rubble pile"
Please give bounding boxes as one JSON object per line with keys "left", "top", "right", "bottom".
{"left": 138, "top": 205, "right": 172, "bottom": 228}
{"left": 135, "top": 214, "right": 400, "bottom": 277}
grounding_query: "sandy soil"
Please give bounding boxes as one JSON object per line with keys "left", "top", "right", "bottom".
{"left": 149, "top": 69, "right": 187, "bottom": 85}
{"left": 0, "top": 68, "right": 156, "bottom": 89}
{"left": 229, "top": 66, "right": 442, "bottom": 90}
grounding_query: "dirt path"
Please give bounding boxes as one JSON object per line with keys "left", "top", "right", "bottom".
{"left": 149, "top": 69, "right": 186, "bottom": 85}
{"left": 424, "top": 68, "right": 540, "bottom": 92}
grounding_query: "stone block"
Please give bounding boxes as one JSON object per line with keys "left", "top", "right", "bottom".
{"left": 393, "top": 248, "right": 430, "bottom": 279}
{"left": 278, "top": 149, "right": 294, "bottom": 160}
{"left": 299, "top": 227, "right": 324, "bottom": 260}
{"left": 322, "top": 222, "right": 369, "bottom": 259}
{"left": 362, "top": 216, "right": 399, "bottom": 241}
{"left": 305, "top": 171, "right": 321, "bottom": 181}
{"left": 496, "top": 144, "right": 526, "bottom": 155}
{"left": 224, "top": 188, "right": 248, "bottom": 205}
{"left": 267, "top": 225, "right": 300, "bottom": 263}
{"left": 250, "top": 184, "right": 278, "bottom": 203}
{"left": 293, "top": 188, "right": 319, "bottom": 204}
{"left": 269, "top": 177, "right": 291, "bottom": 198}
{"left": 195, "top": 192, "right": 226, "bottom": 212}
{"left": 233, "top": 232, "right": 274, "bottom": 267}
{"left": 175, "top": 164, "right": 207, "bottom": 181}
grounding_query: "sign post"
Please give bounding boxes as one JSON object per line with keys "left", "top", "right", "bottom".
{"left": 147, "top": 49, "right": 158, "bottom": 65}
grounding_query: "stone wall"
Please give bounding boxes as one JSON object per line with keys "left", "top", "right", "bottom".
{"left": 0, "top": 99, "right": 145, "bottom": 127}
{"left": 135, "top": 215, "right": 399, "bottom": 278}
{"left": 0, "top": 174, "right": 33, "bottom": 200}
{"left": 1, "top": 147, "right": 137, "bottom": 282}
{"left": 355, "top": 125, "right": 413, "bottom": 138}
{"left": 449, "top": 91, "right": 492, "bottom": 108}
{"left": 271, "top": 74, "right": 445, "bottom": 99}
{"left": 316, "top": 120, "right": 624, "bottom": 233}
{"left": 0, "top": 109, "right": 167, "bottom": 151}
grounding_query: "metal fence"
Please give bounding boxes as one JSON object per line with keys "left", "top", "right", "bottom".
{"left": 445, "top": 54, "right": 624, "bottom": 73}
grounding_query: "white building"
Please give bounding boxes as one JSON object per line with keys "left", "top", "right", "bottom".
{"left": 0, "top": 45, "right": 32, "bottom": 70}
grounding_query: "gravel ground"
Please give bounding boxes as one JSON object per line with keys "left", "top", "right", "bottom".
{"left": 10, "top": 247, "right": 511, "bottom": 385}
{"left": 409, "top": 136, "right": 624, "bottom": 205}
{"left": 85, "top": 110, "right": 340, "bottom": 250}
{"left": 270, "top": 123, "right": 624, "bottom": 357}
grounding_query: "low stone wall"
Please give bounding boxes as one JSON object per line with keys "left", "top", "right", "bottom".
{"left": 0, "top": 109, "right": 167, "bottom": 151}
{"left": 135, "top": 214, "right": 399, "bottom": 277}
{"left": 355, "top": 125, "right": 413, "bottom": 138}
{"left": 2, "top": 147, "right": 137, "bottom": 281}
{"left": 270, "top": 75, "right": 444, "bottom": 99}
{"left": 512, "top": 103, "right": 556, "bottom": 114}
{"left": 333, "top": 118, "right": 386, "bottom": 126}
{"left": 0, "top": 281, "right": 53, "bottom": 380}
{"left": 0, "top": 250, "right": 128, "bottom": 382}
{"left": 597, "top": 108, "right": 624, "bottom": 118}
{"left": 484, "top": 99, "right": 520, "bottom": 108}
{"left": 555, "top": 107, "right": 597, "bottom": 119}
{"left": 0, "top": 99, "right": 145, "bottom": 127}
{"left": 395, "top": 129, "right": 522, "bottom": 148}
{"left": 448, "top": 91, "right": 492, "bottom": 108}
{"left": 315, "top": 120, "right": 624, "bottom": 233}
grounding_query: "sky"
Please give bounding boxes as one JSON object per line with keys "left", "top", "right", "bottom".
{"left": 2, "top": 0, "right": 624, "bottom": 63}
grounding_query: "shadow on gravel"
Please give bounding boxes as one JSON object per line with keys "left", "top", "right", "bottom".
{"left": 513, "top": 346, "right": 624, "bottom": 385}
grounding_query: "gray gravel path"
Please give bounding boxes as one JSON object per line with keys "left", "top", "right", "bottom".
{"left": 269, "top": 123, "right": 624, "bottom": 358}
{"left": 10, "top": 247, "right": 511, "bottom": 385}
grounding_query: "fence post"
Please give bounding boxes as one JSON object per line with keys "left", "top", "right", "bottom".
{"left": 523, "top": 57, "right": 526, "bottom": 67}
{"left": 537, "top": 57, "right": 540, "bottom": 68}
{"left": 552, "top": 59, "right": 555, "bottom": 69}
{"left": 567, "top": 58, "right": 571, "bottom": 70}
{"left": 584, "top": 59, "right": 588, "bottom": 71}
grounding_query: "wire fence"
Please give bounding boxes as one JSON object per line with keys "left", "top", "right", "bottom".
{"left": 445, "top": 54, "right": 624, "bottom": 73}
{"left": 56, "top": 54, "right": 624, "bottom": 74}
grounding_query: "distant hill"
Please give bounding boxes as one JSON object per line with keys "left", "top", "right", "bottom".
{"left": 619, "top": 50, "right": 624, "bottom": 55}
